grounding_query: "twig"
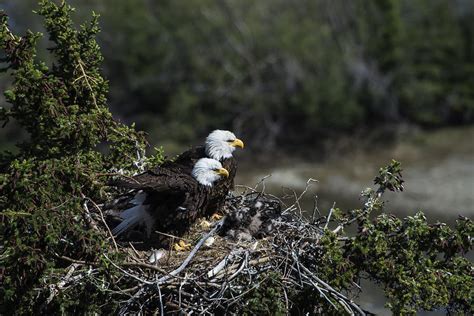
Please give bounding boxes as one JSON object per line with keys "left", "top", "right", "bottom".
{"left": 74, "top": 59, "right": 99, "bottom": 109}
{"left": 254, "top": 174, "right": 272, "bottom": 192}
{"left": 81, "top": 199, "right": 99, "bottom": 230}
{"left": 128, "top": 242, "right": 141, "bottom": 258}
{"left": 157, "top": 219, "right": 224, "bottom": 284}
{"left": 325, "top": 202, "right": 336, "bottom": 230}
{"left": 297, "top": 259, "right": 366, "bottom": 315}
{"left": 104, "top": 254, "right": 153, "bottom": 285}
{"left": 85, "top": 196, "right": 118, "bottom": 252}
{"left": 45, "top": 263, "right": 81, "bottom": 305}
{"left": 154, "top": 230, "right": 191, "bottom": 242}
{"left": 178, "top": 273, "right": 188, "bottom": 311}
{"left": 207, "top": 250, "right": 239, "bottom": 278}
{"left": 155, "top": 277, "right": 164, "bottom": 316}
{"left": 121, "top": 261, "right": 167, "bottom": 274}
{"left": 311, "top": 195, "right": 321, "bottom": 223}
{"left": 96, "top": 172, "right": 141, "bottom": 184}
{"left": 56, "top": 254, "right": 98, "bottom": 266}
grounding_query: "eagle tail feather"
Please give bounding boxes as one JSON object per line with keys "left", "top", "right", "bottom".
{"left": 112, "top": 203, "right": 153, "bottom": 236}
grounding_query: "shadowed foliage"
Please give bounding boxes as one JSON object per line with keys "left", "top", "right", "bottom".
{"left": 0, "top": 1, "right": 161, "bottom": 313}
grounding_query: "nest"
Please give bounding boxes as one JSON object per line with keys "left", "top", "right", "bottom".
{"left": 79, "top": 181, "right": 368, "bottom": 315}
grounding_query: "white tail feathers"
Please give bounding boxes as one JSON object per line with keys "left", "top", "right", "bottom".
{"left": 131, "top": 191, "right": 147, "bottom": 204}
{"left": 112, "top": 192, "right": 155, "bottom": 236}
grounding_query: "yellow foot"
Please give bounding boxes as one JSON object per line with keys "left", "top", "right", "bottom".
{"left": 173, "top": 240, "right": 192, "bottom": 251}
{"left": 200, "top": 220, "right": 212, "bottom": 229}
{"left": 210, "top": 213, "right": 223, "bottom": 220}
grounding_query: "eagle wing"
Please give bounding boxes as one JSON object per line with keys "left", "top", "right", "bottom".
{"left": 109, "top": 146, "right": 207, "bottom": 190}
{"left": 109, "top": 163, "right": 195, "bottom": 193}
{"left": 165, "top": 146, "right": 206, "bottom": 172}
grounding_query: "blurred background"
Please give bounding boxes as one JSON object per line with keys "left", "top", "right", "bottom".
{"left": 3, "top": 0, "right": 473, "bottom": 211}
{"left": 1, "top": 0, "right": 473, "bottom": 212}
{"left": 1, "top": 1, "right": 473, "bottom": 313}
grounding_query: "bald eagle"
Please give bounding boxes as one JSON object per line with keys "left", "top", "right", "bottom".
{"left": 161, "top": 130, "right": 244, "bottom": 216}
{"left": 109, "top": 158, "right": 230, "bottom": 240}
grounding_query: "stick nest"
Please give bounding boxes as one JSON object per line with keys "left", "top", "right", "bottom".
{"left": 78, "top": 181, "right": 367, "bottom": 315}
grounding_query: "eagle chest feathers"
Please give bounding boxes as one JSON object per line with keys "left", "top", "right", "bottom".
{"left": 206, "top": 158, "right": 236, "bottom": 212}
{"left": 172, "top": 147, "right": 237, "bottom": 216}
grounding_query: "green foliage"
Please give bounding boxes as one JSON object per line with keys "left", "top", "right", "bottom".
{"left": 374, "top": 159, "right": 404, "bottom": 193}
{"left": 240, "top": 272, "right": 286, "bottom": 316}
{"left": 347, "top": 213, "right": 473, "bottom": 314}
{"left": 316, "top": 160, "right": 473, "bottom": 314}
{"left": 229, "top": 164, "right": 472, "bottom": 315}
{"left": 0, "top": 1, "right": 161, "bottom": 313}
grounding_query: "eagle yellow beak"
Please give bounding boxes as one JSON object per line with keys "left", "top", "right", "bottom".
{"left": 216, "top": 168, "right": 229, "bottom": 178}
{"left": 230, "top": 138, "right": 244, "bottom": 149}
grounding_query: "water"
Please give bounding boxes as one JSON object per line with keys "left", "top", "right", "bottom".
{"left": 237, "top": 126, "right": 474, "bottom": 222}
{"left": 235, "top": 126, "right": 474, "bottom": 314}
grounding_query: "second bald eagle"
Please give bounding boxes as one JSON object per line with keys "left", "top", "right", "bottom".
{"left": 110, "top": 158, "right": 230, "bottom": 239}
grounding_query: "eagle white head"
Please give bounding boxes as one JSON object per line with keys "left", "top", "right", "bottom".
{"left": 205, "top": 130, "right": 244, "bottom": 161}
{"left": 192, "top": 158, "right": 230, "bottom": 187}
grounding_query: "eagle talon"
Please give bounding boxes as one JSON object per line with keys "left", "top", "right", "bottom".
{"left": 211, "top": 213, "right": 223, "bottom": 220}
{"left": 173, "top": 240, "right": 192, "bottom": 251}
{"left": 200, "top": 220, "right": 212, "bottom": 228}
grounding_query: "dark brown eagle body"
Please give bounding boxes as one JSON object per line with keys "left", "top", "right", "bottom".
{"left": 109, "top": 164, "right": 212, "bottom": 237}
{"left": 108, "top": 147, "right": 236, "bottom": 239}
{"left": 163, "top": 146, "right": 237, "bottom": 216}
